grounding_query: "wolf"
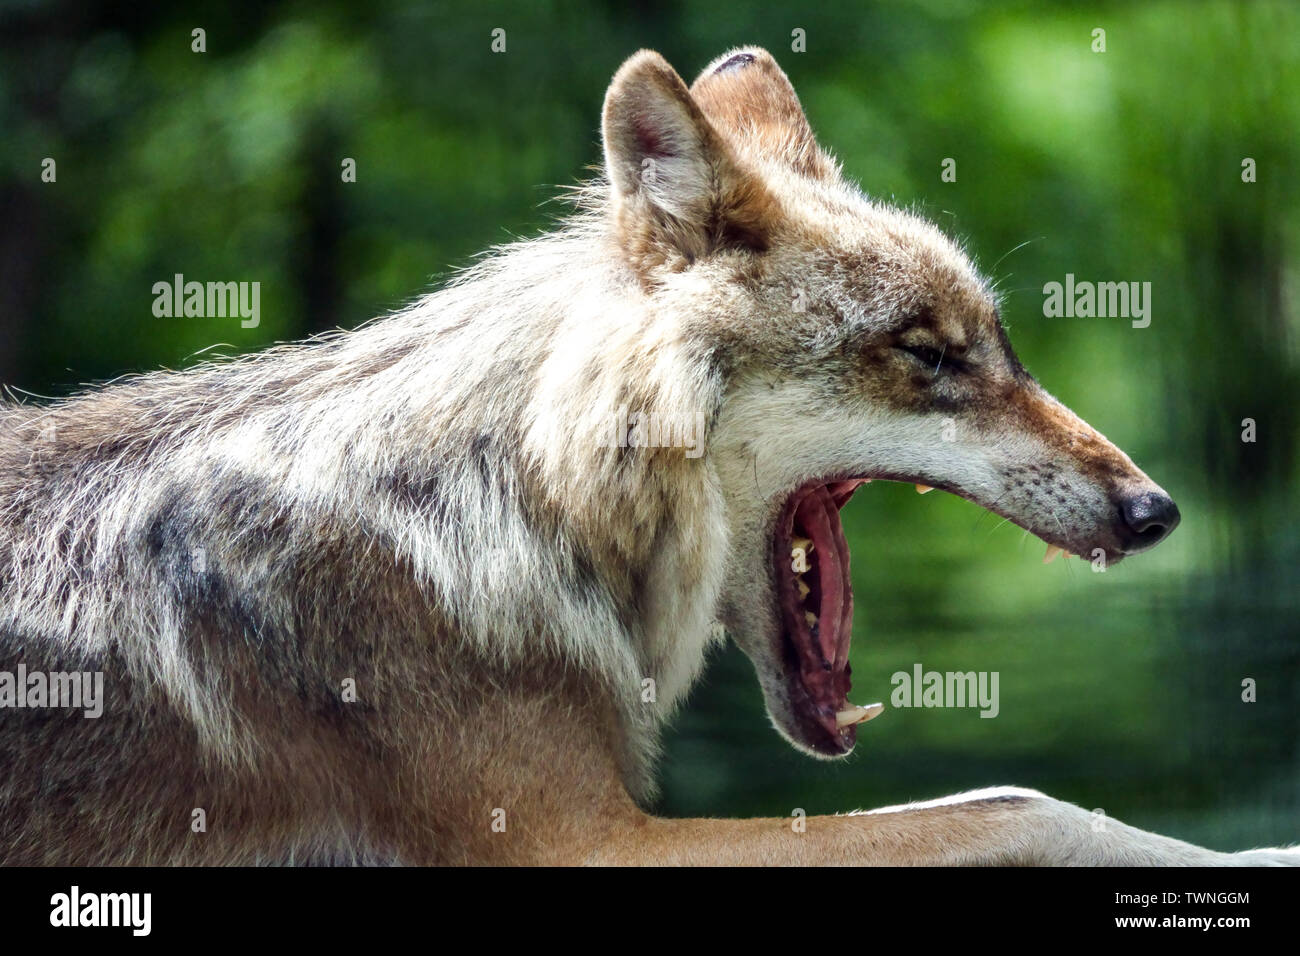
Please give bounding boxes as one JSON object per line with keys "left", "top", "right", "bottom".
{"left": 0, "top": 47, "right": 1294, "bottom": 866}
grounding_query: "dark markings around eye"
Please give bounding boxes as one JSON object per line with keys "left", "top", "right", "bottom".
{"left": 900, "top": 343, "right": 947, "bottom": 371}
{"left": 898, "top": 341, "right": 972, "bottom": 376}
{"left": 990, "top": 310, "right": 1029, "bottom": 380}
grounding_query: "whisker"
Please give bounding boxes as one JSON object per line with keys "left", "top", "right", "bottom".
{"left": 990, "top": 236, "right": 1045, "bottom": 273}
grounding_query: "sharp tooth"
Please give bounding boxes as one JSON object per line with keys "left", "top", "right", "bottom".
{"left": 796, "top": 577, "right": 811, "bottom": 600}
{"left": 791, "top": 536, "right": 813, "bottom": 554}
{"left": 804, "top": 610, "right": 818, "bottom": 628}
{"left": 915, "top": 484, "right": 933, "bottom": 494}
{"left": 1043, "top": 544, "right": 1063, "bottom": 564}
{"left": 836, "top": 703, "right": 884, "bottom": 727}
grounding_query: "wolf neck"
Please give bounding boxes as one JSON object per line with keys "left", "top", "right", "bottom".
{"left": 376, "top": 220, "right": 731, "bottom": 795}
{"left": 449, "top": 221, "right": 730, "bottom": 708}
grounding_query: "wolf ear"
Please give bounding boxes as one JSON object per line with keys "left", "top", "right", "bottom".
{"left": 602, "top": 50, "right": 771, "bottom": 260}
{"left": 690, "top": 48, "right": 837, "bottom": 181}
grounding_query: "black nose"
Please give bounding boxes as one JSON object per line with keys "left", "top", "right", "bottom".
{"left": 1119, "top": 491, "right": 1181, "bottom": 552}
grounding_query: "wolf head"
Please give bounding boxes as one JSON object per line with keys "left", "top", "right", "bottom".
{"left": 599, "top": 48, "right": 1180, "bottom": 759}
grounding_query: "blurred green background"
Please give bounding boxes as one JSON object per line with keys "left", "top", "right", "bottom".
{"left": 2, "top": 0, "right": 1296, "bottom": 851}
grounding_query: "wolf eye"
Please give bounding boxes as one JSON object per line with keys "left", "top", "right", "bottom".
{"left": 897, "top": 343, "right": 949, "bottom": 371}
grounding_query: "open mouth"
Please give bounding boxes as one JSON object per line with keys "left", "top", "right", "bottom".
{"left": 772, "top": 475, "right": 1066, "bottom": 755}
{"left": 772, "top": 477, "right": 880, "bottom": 756}
{"left": 768, "top": 471, "right": 1171, "bottom": 756}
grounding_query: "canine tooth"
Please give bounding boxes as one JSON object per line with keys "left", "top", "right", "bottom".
{"left": 796, "top": 578, "right": 810, "bottom": 600}
{"left": 915, "top": 484, "right": 933, "bottom": 494}
{"left": 1043, "top": 544, "right": 1063, "bottom": 564}
{"left": 836, "top": 703, "right": 884, "bottom": 728}
{"left": 804, "top": 611, "right": 818, "bottom": 628}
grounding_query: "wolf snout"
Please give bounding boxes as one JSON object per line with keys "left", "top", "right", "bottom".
{"left": 1117, "top": 490, "right": 1181, "bottom": 553}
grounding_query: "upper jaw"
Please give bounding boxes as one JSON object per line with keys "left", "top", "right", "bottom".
{"left": 904, "top": 473, "right": 1136, "bottom": 566}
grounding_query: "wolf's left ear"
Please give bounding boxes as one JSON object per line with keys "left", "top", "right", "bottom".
{"left": 690, "top": 48, "right": 837, "bottom": 181}
{"left": 603, "top": 50, "right": 772, "bottom": 260}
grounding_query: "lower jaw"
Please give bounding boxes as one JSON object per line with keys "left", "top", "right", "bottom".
{"left": 778, "top": 682, "right": 859, "bottom": 756}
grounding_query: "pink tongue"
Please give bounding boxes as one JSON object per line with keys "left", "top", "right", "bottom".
{"left": 794, "top": 486, "right": 844, "bottom": 665}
